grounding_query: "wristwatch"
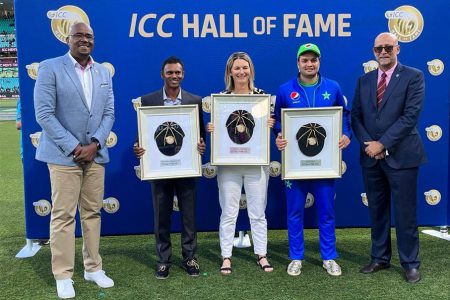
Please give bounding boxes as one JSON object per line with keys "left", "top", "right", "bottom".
{"left": 91, "top": 138, "right": 101, "bottom": 150}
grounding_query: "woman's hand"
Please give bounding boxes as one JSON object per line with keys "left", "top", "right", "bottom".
{"left": 207, "top": 122, "right": 215, "bottom": 133}
{"left": 267, "top": 117, "right": 275, "bottom": 128}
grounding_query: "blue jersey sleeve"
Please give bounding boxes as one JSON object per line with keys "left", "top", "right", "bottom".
{"left": 16, "top": 99, "right": 21, "bottom": 122}
{"left": 273, "top": 88, "right": 285, "bottom": 136}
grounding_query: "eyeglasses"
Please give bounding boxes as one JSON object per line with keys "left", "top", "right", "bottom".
{"left": 373, "top": 45, "right": 396, "bottom": 53}
{"left": 69, "top": 33, "right": 94, "bottom": 40}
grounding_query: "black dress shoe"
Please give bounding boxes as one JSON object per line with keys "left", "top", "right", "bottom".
{"left": 155, "top": 265, "right": 170, "bottom": 279}
{"left": 405, "top": 268, "right": 421, "bottom": 283}
{"left": 360, "top": 262, "right": 390, "bottom": 274}
{"left": 182, "top": 258, "right": 200, "bottom": 277}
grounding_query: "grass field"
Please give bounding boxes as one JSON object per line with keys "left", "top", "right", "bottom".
{"left": 0, "top": 121, "right": 449, "bottom": 299}
{"left": 0, "top": 99, "right": 18, "bottom": 108}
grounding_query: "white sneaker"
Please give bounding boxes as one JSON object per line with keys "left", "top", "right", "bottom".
{"left": 84, "top": 270, "right": 114, "bottom": 288}
{"left": 56, "top": 279, "right": 75, "bottom": 299}
{"left": 323, "top": 259, "right": 342, "bottom": 276}
{"left": 287, "top": 260, "right": 302, "bottom": 276}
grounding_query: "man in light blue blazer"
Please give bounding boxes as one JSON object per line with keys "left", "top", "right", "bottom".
{"left": 34, "top": 22, "right": 115, "bottom": 299}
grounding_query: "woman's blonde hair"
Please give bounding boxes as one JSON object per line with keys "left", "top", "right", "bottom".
{"left": 224, "top": 51, "right": 255, "bottom": 92}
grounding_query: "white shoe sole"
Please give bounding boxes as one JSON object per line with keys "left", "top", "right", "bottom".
{"left": 58, "top": 293, "right": 75, "bottom": 299}
{"left": 57, "top": 287, "right": 75, "bottom": 299}
{"left": 84, "top": 277, "right": 114, "bottom": 288}
{"left": 287, "top": 269, "right": 301, "bottom": 276}
{"left": 323, "top": 265, "right": 342, "bottom": 276}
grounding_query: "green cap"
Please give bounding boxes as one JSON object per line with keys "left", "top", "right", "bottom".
{"left": 297, "top": 43, "right": 321, "bottom": 58}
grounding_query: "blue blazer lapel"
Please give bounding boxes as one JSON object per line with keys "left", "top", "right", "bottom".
{"left": 62, "top": 54, "right": 89, "bottom": 110}
{"left": 379, "top": 64, "right": 403, "bottom": 111}
{"left": 369, "top": 70, "right": 378, "bottom": 108}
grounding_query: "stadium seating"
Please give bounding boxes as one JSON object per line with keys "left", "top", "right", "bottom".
{"left": 0, "top": 16, "right": 19, "bottom": 97}
{"left": 0, "top": 17, "right": 15, "bottom": 34}
{"left": 0, "top": 17, "right": 16, "bottom": 48}
{"left": 0, "top": 77, "right": 19, "bottom": 88}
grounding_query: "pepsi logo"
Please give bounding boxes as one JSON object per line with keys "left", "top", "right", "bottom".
{"left": 290, "top": 91, "right": 300, "bottom": 100}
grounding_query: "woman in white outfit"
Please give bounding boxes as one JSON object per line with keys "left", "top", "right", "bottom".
{"left": 207, "top": 52, "right": 274, "bottom": 275}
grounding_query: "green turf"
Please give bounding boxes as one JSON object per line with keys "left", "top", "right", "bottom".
{"left": 0, "top": 121, "right": 449, "bottom": 299}
{"left": 0, "top": 99, "right": 18, "bottom": 108}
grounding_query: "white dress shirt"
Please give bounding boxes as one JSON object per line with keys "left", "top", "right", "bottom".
{"left": 68, "top": 52, "right": 94, "bottom": 110}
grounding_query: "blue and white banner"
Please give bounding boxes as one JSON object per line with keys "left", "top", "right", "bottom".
{"left": 15, "top": 0, "right": 449, "bottom": 238}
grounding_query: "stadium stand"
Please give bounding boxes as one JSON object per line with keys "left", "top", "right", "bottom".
{"left": 0, "top": 10, "right": 18, "bottom": 98}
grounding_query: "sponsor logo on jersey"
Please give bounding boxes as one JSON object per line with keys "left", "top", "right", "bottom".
{"left": 290, "top": 91, "right": 300, "bottom": 100}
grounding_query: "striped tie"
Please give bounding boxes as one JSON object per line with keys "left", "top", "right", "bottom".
{"left": 377, "top": 72, "right": 387, "bottom": 108}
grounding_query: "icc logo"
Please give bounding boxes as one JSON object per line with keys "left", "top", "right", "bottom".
{"left": 305, "top": 193, "right": 314, "bottom": 208}
{"left": 270, "top": 95, "right": 276, "bottom": 113}
{"left": 103, "top": 197, "right": 120, "bottom": 214}
{"left": 425, "top": 125, "right": 442, "bottom": 142}
{"left": 385, "top": 5, "right": 424, "bottom": 43}
{"left": 29, "top": 131, "right": 42, "bottom": 148}
{"left": 269, "top": 161, "right": 281, "bottom": 177}
{"left": 173, "top": 195, "right": 180, "bottom": 211}
{"left": 26, "top": 62, "right": 39, "bottom": 80}
{"left": 106, "top": 131, "right": 118, "bottom": 148}
{"left": 341, "top": 161, "right": 347, "bottom": 175}
{"left": 361, "top": 193, "right": 368, "bottom": 207}
{"left": 132, "top": 97, "right": 142, "bottom": 111}
{"left": 47, "top": 5, "right": 90, "bottom": 43}
{"left": 427, "top": 59, "right": 444, "bottom": 76}
{"left": 101, "top": 62, "right": 116, "bottom": 77}
{"left": 134, "top": 165, "right": 141, "bottom": 179}
{"left": 202, "top": 96, "right": 211, "bottom": 113}
{"left": 362, "top": 60, "right": 379, "bottom": 73}
{"left": 33, "top": 199, "right": 52, "bottom": 217}
{"left": 239, "top": 194, "right": 247, "bottom": 209}
{"left": 424, "top": 190, "right": 441, "bottom": 206}
{"left": 202, "top": 163, "right": 217, "bottom": 178}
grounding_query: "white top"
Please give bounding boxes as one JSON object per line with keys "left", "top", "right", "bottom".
{"left": 68, "top": 52, "right": 94, "bottom": 110}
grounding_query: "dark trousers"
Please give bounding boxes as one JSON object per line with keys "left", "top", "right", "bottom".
{"left": 150, "top": 178, "right": 197, "bottom": 267}
{"left": 363, "top": 160, "right": 420, "bottom": 270}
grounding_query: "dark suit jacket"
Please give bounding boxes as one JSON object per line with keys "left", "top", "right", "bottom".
{"left": 140, "top": 88, "right": 206, "bottom": 141}
{"left": 351, "top": 63, "right": 427, "bottom": 169}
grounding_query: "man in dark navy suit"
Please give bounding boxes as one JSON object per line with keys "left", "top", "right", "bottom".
{"left": 351, "top": 32, "right": 426, "bottom": 283}
{"left": 134, "top": 56, "right": 206, "bottom": 279}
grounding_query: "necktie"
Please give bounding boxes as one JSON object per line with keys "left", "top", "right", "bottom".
{"left": 376, "top": 72, "right": 387, "bottom": 108}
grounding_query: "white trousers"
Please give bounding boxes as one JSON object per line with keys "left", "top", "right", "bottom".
{"left": 217, "top": 165, "right": 269, "bottom": 257}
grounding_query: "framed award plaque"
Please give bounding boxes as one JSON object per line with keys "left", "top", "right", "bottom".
{"left": 210, "top": 94, "right": 271, "bottom": 165}
{"left": 137, "top": 105, "right": 201, "bottom": 180}
{"left": 281, "top": 107, "right": 342, "bottom": 179}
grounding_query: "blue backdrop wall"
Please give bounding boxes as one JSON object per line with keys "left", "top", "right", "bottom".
{"left": 14, "top": 0, "right": 449, "bottom": 238}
